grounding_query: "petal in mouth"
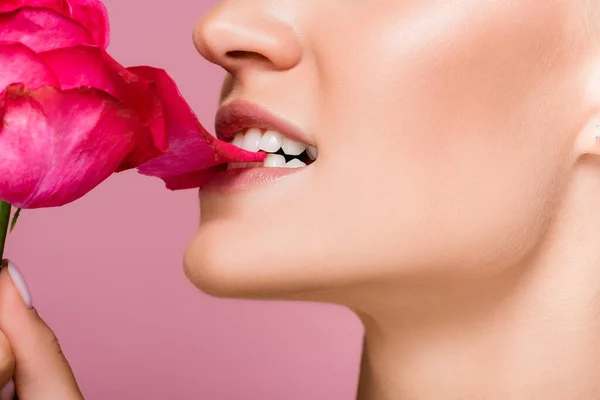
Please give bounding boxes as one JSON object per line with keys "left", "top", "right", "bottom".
{"left": 135, "top": 68, "right": 265, "bottom": 190}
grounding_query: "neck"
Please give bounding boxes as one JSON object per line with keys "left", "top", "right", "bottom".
{"left": 354, "top": 164, "right": 600, "bottom": 400}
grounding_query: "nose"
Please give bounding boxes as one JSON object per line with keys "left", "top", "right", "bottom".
{"left": 193, "top": 3, "right": 302, "bottom": 73}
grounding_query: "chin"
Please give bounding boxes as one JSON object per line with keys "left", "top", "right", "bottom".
{"left": 183, "top": 219, "right": 327, "bottom": 301}
{"left": 184, "top": 226, "right": 259, "bottom": 299}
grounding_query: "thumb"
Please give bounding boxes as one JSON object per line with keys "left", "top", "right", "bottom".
{"left": 0, "top": 261, "right": 83, "bottom": 400}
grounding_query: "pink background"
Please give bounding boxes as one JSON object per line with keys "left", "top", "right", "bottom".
{"left": 6, "top": 1, "right": 363, "bottom": 399}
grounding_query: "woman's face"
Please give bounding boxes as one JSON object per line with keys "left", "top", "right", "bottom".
{"left": 185, "top": 0, "right": 598, "bottom": 299}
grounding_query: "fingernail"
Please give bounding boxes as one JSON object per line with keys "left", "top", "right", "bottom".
{"left": 0, "top": 379, "right": 15, "bottom": 400}
{"left": 6, "top": 261, "right": 32, "bottom": 309}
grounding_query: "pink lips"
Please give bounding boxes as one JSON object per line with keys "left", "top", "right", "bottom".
{"left": 199, "top": 100, "right": 313, "bottom": 192}
{"left": 200, "top": 167, "right": 300, "bottom": 193}
{"left": 215, "top": 100, "right": 311, "bottom": 145}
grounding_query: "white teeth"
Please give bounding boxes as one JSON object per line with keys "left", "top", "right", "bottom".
{"left": 232, "top": 132, "right": 244, "bottom": 148}
{"left": 285, "top": 159, "right": 307, "bottom": 168}
{"left": 229, "top": 128, "right": 317, "bottom": 170}
{"left": 281, "top": 137, "right": 307, "bottom": 156}
{"left": 263, "top": 154, "right": 287, "bottom": 168}
{"left": 259, "top": 130, "right": 283, "bottom": 153}
{"left": 241, "top": 128, "right": 262, "bottom": 152}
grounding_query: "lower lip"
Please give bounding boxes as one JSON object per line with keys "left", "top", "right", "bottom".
{"left": 200, "top": 167, "right": 301, "bottom": 193}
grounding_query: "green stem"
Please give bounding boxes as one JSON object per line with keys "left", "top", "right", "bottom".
{"left": 0, "top": 201, "right": 11, "bottom": 261}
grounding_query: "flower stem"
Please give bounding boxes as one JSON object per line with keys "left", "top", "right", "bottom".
{"left": 0, "top": 201, "right": 11, "bottom": 261}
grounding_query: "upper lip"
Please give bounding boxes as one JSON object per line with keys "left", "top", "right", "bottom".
{"left": 215, "top": 100, "right": 313, "bottom": 146}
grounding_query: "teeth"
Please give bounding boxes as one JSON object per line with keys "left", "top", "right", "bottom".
{"left": 285, "top": 159, "right": 307, "bottom": 168}
{"left": 259, "top": 130, "right": 283, "bottom": 153}
{"left": 281, "top": 137, "right": 307, "bottom": 156}
{"left": 241, "top": 128, "right": 262, "bottom": 152}
{"left": 263, "top": 154, "right": 287, "bottom": 168}
{"left": 232, "top": 132, "right": 244, "bottom": 148}
{"left": 229, "top": 128, "right": 317, "bottom": 170}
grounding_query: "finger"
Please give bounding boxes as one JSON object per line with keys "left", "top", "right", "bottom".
{"left": 0, "top": 260, "right": 83, "bottom": 400}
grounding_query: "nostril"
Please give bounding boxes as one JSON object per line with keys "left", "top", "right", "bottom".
{"left": 225, "top": 50, "right": 270, "bottom": 64}
{"left": 225, "top": 50, "right": 248, "bottom": 58}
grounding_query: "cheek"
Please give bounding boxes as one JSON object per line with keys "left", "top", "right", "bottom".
{"left": 311, "top": 146, "right": 567, "bottom": 279}
{"left": 309, "top": 1, "right": 577, "bottom": 274}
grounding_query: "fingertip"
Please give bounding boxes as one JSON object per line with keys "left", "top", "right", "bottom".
{"left": 0, "top": 260, "right": 32, "bottom": 309}
{"left": 6, "top": 262, "right": 32, "bottom": 309}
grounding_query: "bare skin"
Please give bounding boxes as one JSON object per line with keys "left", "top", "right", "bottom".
{"left": 185, "top": 1, "right": 600, "bottom": 399}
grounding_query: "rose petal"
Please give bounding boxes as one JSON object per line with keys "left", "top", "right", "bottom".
{"left": 65, "top": 0, "right": 110, "bottom": 49}
{"left": 0, "top": 7, "right": 94, "bottom": 52}
{"left": 158, "top": 168, "right": 217, "bottom": 191}
{"left": 0, "top": 83, "right": 146, "bottom": 208}
{"left": 0, "top": 0, "right": 69, "bottom": 14}
{"left": 0, "top": 42, "right": 59, "bottom": 90}
{"left": 131, "top": 67, "right": 265, "bottom": 187}
{"left": 0, "top": 0, "right": 109, "bottom": 48}
{"left": 40, "top": 45, "right": 168, "bottom": 152}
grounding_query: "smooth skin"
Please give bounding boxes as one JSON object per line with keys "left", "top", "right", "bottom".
{"left": 3, "top": 1, "right": 600, "bottom": 399}
{"left": 186, "top": 0, "right": 600, "bottom": 399}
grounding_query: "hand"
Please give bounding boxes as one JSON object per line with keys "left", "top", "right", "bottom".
{"left": 0, "top": 260, "right": 83, "bottom": 400}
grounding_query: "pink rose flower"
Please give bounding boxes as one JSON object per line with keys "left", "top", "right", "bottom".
{"left": 0, "top": 0, "right": 264, "bottom": 209}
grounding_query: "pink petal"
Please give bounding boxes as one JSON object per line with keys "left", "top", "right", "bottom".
{"left": 0, "top": 7, "right": 94, "bottom": 52}
{"left": 69, "top": 0, "right": 110, "bottom": 49}
{"left": 0, "top": 42, "right": 59, "bottom": 90}
{"left": 132, "top": 67, "right": 265, "bottom": 188}
{"left": 65, "top": 0, "right": 109, "bottom": 49}
{"left": 157, "top": 168, "right": 218, "bottom": 191}
{"left": 0, "top": 83, "right": 146, "bottom": 209}
{"left": 0, "top": 0, "right": 109, "bottom": 48}
{"left": 40, "top": 45, "right": 168, "bottom": 152}
{"left": 0, "top": 0, "right": 69, "bottom": 14}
